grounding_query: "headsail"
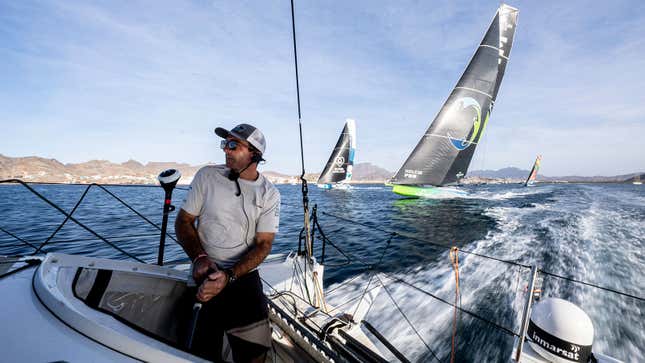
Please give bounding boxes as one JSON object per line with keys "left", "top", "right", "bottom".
{"left": 391, "top": 4, "right": 519, "bottom": 186}
{"left": 317, "top": 119, "right": 356, "bottom": 184}
{"left": 524, "top": 155, "right": 542, "bottom": 186}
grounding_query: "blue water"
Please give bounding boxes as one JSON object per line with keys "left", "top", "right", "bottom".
{"left": 0, "top": 182, "right": 643, "bottom": 362}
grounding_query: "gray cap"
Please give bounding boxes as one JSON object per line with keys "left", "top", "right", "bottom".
{"left": 215, "top": 123, "right": 266, "bottom": 155}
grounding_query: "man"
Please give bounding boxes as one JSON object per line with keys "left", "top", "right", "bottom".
{"left": 175, "top": 123, "right": 280, "bottom": 362}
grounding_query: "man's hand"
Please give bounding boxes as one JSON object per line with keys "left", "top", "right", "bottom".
{"left": 196, "top": 270, "right": 228, "bottom": 302}
{"left": 192, "top": 255, "right": 218, "bottom": 283}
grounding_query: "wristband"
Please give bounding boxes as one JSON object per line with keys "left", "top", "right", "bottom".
{"left": 193, "top": 253, "right": 208, "bottom": 264}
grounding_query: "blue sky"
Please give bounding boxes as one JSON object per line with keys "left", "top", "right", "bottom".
{"left": 1, "top": 0, "right": 644, "bottom": 176}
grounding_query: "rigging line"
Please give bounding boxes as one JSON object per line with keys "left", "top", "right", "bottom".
{"left": 292, "top": 255, "right": 313, "bottom": 304}
{"left": 33, "top": 183, "right": 93, "bottom": 255}
{"left": 290, "top": 0, "right": 315, "bottom": 279}
{"left": 312, "top": 211, "right": 352, "bottom": 267}
{"left": 0, "top": 226, "right": 41, "bottom": 252}
{"left": 538, "top": 269, "right": 644, "bottom": 302}
{"left": 326, "top": 284, "right": 383, "bottom": 315}
{"left": 0, "top": 180, "right": 190, "bottom": 190}
{"left": 380, "top": 272, "right": 519, "bottom": 337}
{"left": 261, "top": 276, "right": 330, "bottom": 329}
{"left": 376, "top": 275, "right": 442, "bottom": 363}
{"left": 0, "top": 179, "right": 144, "bottom": 262}
{"left": 352, "top": 233, "right": 396, "bottom": 319}
{"left": 290, "top": 0, "right": 304, "bottom": 176}
{"left": 95, "top": 184, "right": 178, "bottom": 243}
{"left": 24, "top": 232, "right": 178, "bottom": 245}
{"left": 0, "top": 258, "right": 41, "bottom": 279}
{"left": 305, "top": 208, "right": 643, "bottom": 304}
{"left": 319, "top": 210, "right": 530, "bottom": 269}
{"left": 313, "top": 233, "right": 352, "bottom": 267}
{"left": 325, "top": 273, "right": 366, "bottom": 296}
{"left": 2, "top": 179, "right": 179, "bottom": 245}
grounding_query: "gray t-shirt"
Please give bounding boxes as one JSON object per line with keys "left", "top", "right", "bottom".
{"left": 181, "top": 165, "right": 280, "bottom": 268}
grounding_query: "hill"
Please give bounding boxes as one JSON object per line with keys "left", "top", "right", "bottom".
{"left": 0, "top": 155, "right": 394, "bottom": 185}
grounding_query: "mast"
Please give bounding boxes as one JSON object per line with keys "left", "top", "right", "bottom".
{"left": 391, "top": 4, "right": 519, "bottom": 187}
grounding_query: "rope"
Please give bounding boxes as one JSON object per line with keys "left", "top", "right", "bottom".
{"left": 352, "top": 233, "right": 396, "bottom": 320}
{"left": 95, "top": 184, "right": 178, "bottom": 243}
{"left": 317, "top": 210, "right": 645, "bottom": 303}
{"left": 0, "top": 258, "right": 41, "bottom": 279}
{"left": 320, "top": 210, "right": 531, "bottom": 269}
{"left": 33, "top": 183, "right": 93, "bottom": 254}
{"left": 0, "top": 180, "right": 189, "bottom": 190}
{"left": 0, "top": 179, "right": 143, "bottom": 262}
{"left": 449, "top": 247, "right": 460, "bottom": 363}
{"left": 376, "top": 275, "right": 442, "bottom": 363}
{"left": 381, "top": 272, "right": 519, "bottom": 338}
{"left": 0, "top": 226, "right": 41, "bottom": 252}
{"left": 538, "top": 269, "right": 644, "bottom": 302}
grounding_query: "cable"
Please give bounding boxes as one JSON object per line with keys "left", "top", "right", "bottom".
{"left": 0, "top": 226, "right": 41, "bottom": 252}
{"left": 320, "top": 210, "right": 531, "bottom": 269}
{"left": 539, "top": 269, "right": 644, "bottom": 302}
{"left": 0, "top": 179, "right": 144, "bottom": 262}
{"left": 0, "top": 180, "right": 190, "bottom": 190}
{"left": 376, "top": 275, "right": 442, "bottom": 363}
{"left": 0, "top": 258, "right": 41, "bottom": 279}
{"left": 380, "top": 272, "right": 519, "bottom": 338}
{"left": 352, "top": 233, "right": 395, "bottom": 319}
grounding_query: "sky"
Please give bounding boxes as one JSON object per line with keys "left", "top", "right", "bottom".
{"left": 1, "top": 0, "right": 644, "bottom": 177}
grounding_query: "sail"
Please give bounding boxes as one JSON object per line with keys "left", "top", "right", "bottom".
{"left": 317, "top": 119, "right": 356, "bottom": 184}
{"left": 391, "top": 4, "right": 519, "bottom": 186}
{"left": 524, "top": 155, "right": 542, "bottom": 186}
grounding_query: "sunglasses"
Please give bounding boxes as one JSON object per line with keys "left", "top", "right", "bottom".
{"left": 221, "top": 139, "right": 245, "bottom": 151}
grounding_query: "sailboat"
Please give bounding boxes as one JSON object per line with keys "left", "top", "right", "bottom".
{"left": 316, "top": 119, "right": 356, "bottom": 190}
{"left": 633, "top": 174, "right": 642, "bottom": 185}
{"left": 0, "top": 2, "right": 633, "bottom": 362}
{"left": 524, "top": 155, "right": 542, "bottom": 187}
{"left": 390, "top": 4, "right": 519, "bottom": 198}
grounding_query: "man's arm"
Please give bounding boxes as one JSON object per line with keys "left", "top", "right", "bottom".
{"left": 230, "top": 232, "right": 275, "bottom": 278}
{"left": 174, "top": 209, "right": 205, "bottom": 260}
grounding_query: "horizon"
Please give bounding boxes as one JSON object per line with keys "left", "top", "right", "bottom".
{"left": 3, "top": 153, "right": 643, "bottom": 179}
{"left": 1, "top": 1, "right": 645, "bottom": 177}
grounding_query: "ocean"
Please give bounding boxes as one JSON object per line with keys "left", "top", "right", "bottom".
{"left": 0, "top": 182, "right": 643, "bottom": 362}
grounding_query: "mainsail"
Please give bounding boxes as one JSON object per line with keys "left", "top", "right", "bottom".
{"left": 524, "top": 155, "right": 542, "bottom": 186}
{"left": 391, "top": 4, "right": 519, "bottom": 186}
{"left": 317, "top": 119, "right": 356, "bottom": 184}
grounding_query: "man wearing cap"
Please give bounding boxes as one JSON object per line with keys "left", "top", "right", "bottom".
{"left": 175, "top": 123, "right": 280, "bottom": 362}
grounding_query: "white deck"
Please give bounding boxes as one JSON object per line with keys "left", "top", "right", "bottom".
{"left": 0, "top": 264, "right": 138, "bottom": 362}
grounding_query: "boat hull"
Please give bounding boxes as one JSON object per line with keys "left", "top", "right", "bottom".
{"left": 391, "top": 184, "right": 467, "bottom": 198}
{"left": 317, "top": 183, "right": 351, "bottom": 190}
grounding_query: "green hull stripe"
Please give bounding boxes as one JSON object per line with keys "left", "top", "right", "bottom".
{"left": 390, "top": 184, "right": 467, "bottom": 198}
{"left": 392, "top": 184, "right": 441, "bottom": 197}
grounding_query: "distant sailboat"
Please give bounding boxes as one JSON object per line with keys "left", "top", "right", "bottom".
{"left": 634, "top": 174, "right": 642, "bottom": 185}
{"left": 317, "top": 119, "right": 356, "bottom": 190}
{"left": 524, "top": 155, "right": 542, "bottom": 187}
{"left": 389, "top": 4, "right": 518, "bottom": 198}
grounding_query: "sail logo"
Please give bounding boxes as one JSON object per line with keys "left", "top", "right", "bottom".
{"left": 335, "top": 156, "right": 345, "bottom": 167}
{"left": 404, "top": 169, "right": 423, "bottom": 179}
{"left": 447, "top": 97, "right": 490, "bottom": 151}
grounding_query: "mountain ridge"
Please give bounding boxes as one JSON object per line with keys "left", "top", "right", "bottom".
{"left": 0, "top": 154, "right": 642, "bottom": 184}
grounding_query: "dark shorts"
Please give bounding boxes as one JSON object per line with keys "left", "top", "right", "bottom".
{"left": 190, "top": 270, "right": 270, "bottom": 362}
